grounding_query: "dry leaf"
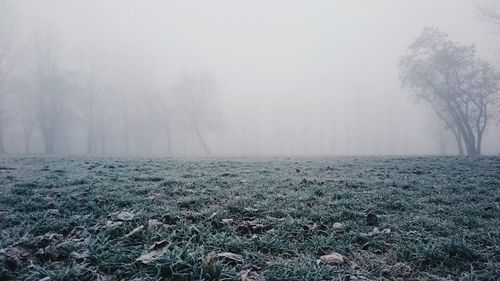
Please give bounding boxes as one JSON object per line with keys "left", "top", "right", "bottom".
{"left": 136, "top": 240, "right": 170, "bottom": 264}
{"left": 125, "top": 225, "right": 145, "bottom": 238}
{"left": 106, "top": 220, "right": 123, "bottom": 228}
{"left": 365, "top": 227, "right": 391, "bottom": 237}
{"left": 244, "top": 207, "right": 259, "bottom": 212}
{"left": 240, "top": 269, "right": 260, "bottom": 281}
{"left": 318, "top": 252, "right": 344, "bottom": 264}
{"left": 366, "top": 213, "right": 379, "bottom": 226}
{"left": 215, "top": 252, "right": 244, "bottom": 263}
{"left": 349, "top": 260, "right": 360, "bottom": 270}
{"left": 148, "top": 219, "right": 163, "bottom": 230}
{"left": 206, "top": 212, "right": 218, "bottom": 221}
{"left": 148, "top": 193, "right": 162, "bottom": 203}
{"left": 68, "top": 226, "right": 89, "bottom": 242}
{"left": 70, "top": 250, "right": 91, "bottom": 262}
{"left": 332, "top": 222, "right": 343, "bottom": 229}
{"left": 117, "top": 211, "right": 134, "bottom": 221}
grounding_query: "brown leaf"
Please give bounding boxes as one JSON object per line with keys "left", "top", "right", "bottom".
{"left": 215, "top": 252, "right": 244, "bottom": 263}
{"left": 240, "top": 269, "right": 260, "bottom": 281}
{"left": 237, "top": 220, "right": 270, "bottom": 235}
{"left": 106, "top": 220, "right": 123, "bottom": 229}
{"left": 332, "top": 222, "right": 343, "bottom": 229}
{"left": 349, "top": 260, "right": 360, "bottom": 270}
{"left": 117, "top": 211, "right": 134, "bottom": 221}
{"left": 318, "top": 252, "right": 344, "bottom": 264}
{"left": 366, "top": 213, "right": 379, "bottom": 226}
{"left": 0, "top": 244, "right": 32, "bottom": 268}
{"left": 70, "top": 250, "right": 91, "bottom": 262}
{"left": 148, "top": 193, "right": 163, "bottom": 203}
{"left": 136, "top": 240, "right": 170, "bottom": 264}
{"left": 244, "top": 207, "right": 259, "bottom": 213}
{"left": 68, "top": 226, "right": 90, "bottom": 242}
{"left": 0, "top": 209, "right": 9, "bottom": 219}
{"left": 36, "top": 233, "right": 64, "bottom": 247}
{"left": 148, "top": 219, "right": 164, "bottom": 230}
{"left": 206, "top": 212, "right": 218, "bottom": 221}
{"left": 125, "top": 225, "right": 145, "bottom": 238}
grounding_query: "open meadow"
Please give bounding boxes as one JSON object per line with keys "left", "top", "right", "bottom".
{"left": 0, "top": 157, "right": 499, "bottom": 280}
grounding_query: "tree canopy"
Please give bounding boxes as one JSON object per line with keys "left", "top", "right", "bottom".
{"left": 399, "top": 27, "right": 499, "bottom": 156}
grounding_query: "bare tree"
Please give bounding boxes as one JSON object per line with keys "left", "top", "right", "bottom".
{"left": 0, "top": 0, "right": 18, "bottom": 153}
{"left": 478, "top": 2, "right": 500, "bottom": 28}
{"left": 399, "top": 27, "right": 499, "bottom": 156}
{"left": 94, "top": 84, "right": 115, "bottom": 155}
{"left": 145, "top": 87, "right": 177, "bottom": 155}
{"left": 77, "top": 54, "right": 106, "bottom": 154}
{"left": 174, "top": 71, "right": 221, "bottom": 155}
{"left": 9, "top": 77, "right": 37, "bottom": 153}
{"left": 31, "top": 31, "right": 70, "bottom": 154}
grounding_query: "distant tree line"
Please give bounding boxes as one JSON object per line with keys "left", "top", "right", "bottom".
{"left": 0, "top": 2, "right": 220, "bottom": 155}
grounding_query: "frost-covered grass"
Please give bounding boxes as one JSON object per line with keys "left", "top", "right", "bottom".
{"left": 0, "top": 156, "right": 499, "bottom": 280}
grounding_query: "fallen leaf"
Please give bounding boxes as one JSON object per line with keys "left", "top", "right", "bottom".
{"left": 206, "top": 212, "right": 218, "bottom": 221}
{"left": 0, "top": 209, "right": 9, "bottom": 219}
{"left": 35, "top": 243, "right": 65, "bottom": 261}
{"left": 215, "top": 252, "right": 244, "bottom": 263}
{"left": 68, "top": 226, "right": 89, "bottom": 242}
{"left": 148, "top": 193, "right": 162, "bottom": 203}
{"left": 125, "top": 225, "right": 145, "bottom": 238}
{"left": 266, "top": 215, "right": 285, "bottom": 221}
{"left": 237, "top": 220, "right": 271, "bottom": 235}
{"left": 36, "top": 233, "right": 64, "bottom": 247}
{"left": 70, "top": 250, "right": 91, "bottom": 262}
{"left": 240, "top": 269, "right": 260, "bottom": 281}
{"left": 381, "top": 228, "right": 391, "bottom": 235}
{"left": 244, "top": 207, "right": 259, "bottom": 213}
{"left": 318, "top": 252, "right": 344, "bottom": 265}
{"left": 365, "top": 227, "right": 391, "bottom": 237}
{"left": 366, "top": 213, "right": 379, "bottom": 226}
{"left": 136, "top": 240, "right": 170, "bottom": 264}
{"left": 0, "top": 244, "right": 32, "bottom": 268}
{"left": 47, "top": 209, "right": 60, "bottom": 215}
{"left": 106, "top": 220, "right": 123, "bottom": 229}
{"left": 333, "top": 222, "right": 343, "bottom": 229}
{"left": 349, "top": 260, "right": 360, "bottom": 270}
{"left": 148, "top": 219, "right": 163, "bottom": 230}
{"left": 117, "top": 211, "right": 134, "bottom": 221}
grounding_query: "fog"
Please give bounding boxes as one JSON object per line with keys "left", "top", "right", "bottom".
{"left": 1, "top": 0, "right": 499, "bottom": 156}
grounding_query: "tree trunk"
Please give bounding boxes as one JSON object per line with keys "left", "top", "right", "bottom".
{"left": 100, "top": 136, "right": 106, "bottom": 155}
{"left": 165, "top": 122, "right": 172, "bottom": 155}
{"left": 0, "top": 125, "right": 5, "bottom": 154}
{"left": 25, "top": 133, "right": 30, "bottom": 154}
{"left": 476, "top": 133, "right": 483, "bottom": 156}
{"left": 44, "top": 137, "right": 55, "bottom": 154}
{"left": 476, "top": 129, "right": 484, "bottom": 156}
{"left": 452, "top": 129, "right": 464, "bottom": 156}
{"left": 41, "top": 127, "right": 56, "bottom": 154}
{"left": 194, "top": 127, "right": 210, "bottom": 155}
{"left": 123, "top": 120, "right": 130, "bottom": 155}
{"left": 87, "top": 116, "right": 94, "bottom": 154}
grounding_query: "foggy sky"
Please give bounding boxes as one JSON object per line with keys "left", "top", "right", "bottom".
{"left": 5, "top": 0, "right": 500, "bottom": 155}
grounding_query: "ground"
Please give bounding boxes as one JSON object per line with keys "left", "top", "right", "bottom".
{"left": 0, "top": 156, "right": 499, "bottom": 281}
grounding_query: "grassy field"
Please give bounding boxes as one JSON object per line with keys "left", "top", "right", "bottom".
{"left": 0, "top": 156, "right": 499, "bottom": 280}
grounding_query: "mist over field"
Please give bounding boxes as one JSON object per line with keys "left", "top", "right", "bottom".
{"left": 2, "top": 2, "right": 500, "bottom": 280}
{"left": 0, "top": 0, "right": 498, "bottom": 156}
